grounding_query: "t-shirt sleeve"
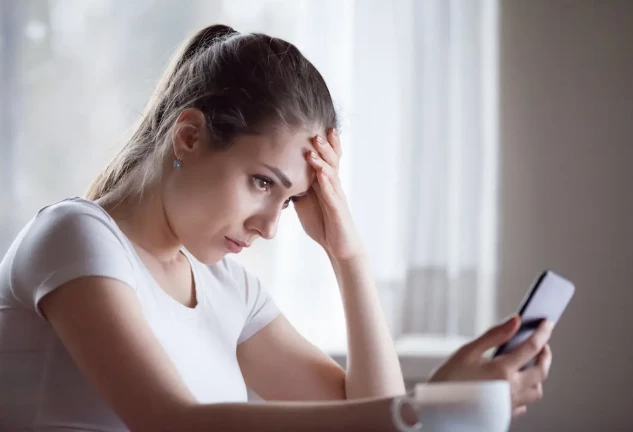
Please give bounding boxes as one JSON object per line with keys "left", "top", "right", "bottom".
{"left": 10, "top": 200, "right": 137, "bottom": 319}
{"left": 224, "top": 258, "right": 281, "bottom": 345}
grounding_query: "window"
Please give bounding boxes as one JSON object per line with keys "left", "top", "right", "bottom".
{"left": 0, "top": 0, "right": 499, "bottom": 380}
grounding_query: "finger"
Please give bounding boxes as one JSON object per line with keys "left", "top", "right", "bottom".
{"left": 308, "top": 150, "right": 344, "bottom": 197}
{"left": 501, "top": 320, "right": 553, "bottom": 370}
{"left": 308, "top": 150, "right": 337, "bottom": 178}
{"left": 314, "top": 135, "right": 339, "bottom": 172}
{"left": 535, "top": 343, "right": 552, "bottom": 377}
{"left": 514, "top": 383, "right": 543, "bottom": 406}
{"left": 314, "top": 168, "right": 338, "bottom": 209}
{"left": 518, "top": 344, "right": 552, "bottom": 386}
{"left": 327, "top": 128, "right": 342, "bottom": 160}
{"left": 512, "top": 405, "right": 527, "bottom": 418}
{"left": 459, "top": 315, "right": 520, "bottom": 360}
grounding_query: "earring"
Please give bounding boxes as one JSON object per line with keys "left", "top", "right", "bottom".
{"left": 173, "top": 154, "right": 183, "bottom": 168}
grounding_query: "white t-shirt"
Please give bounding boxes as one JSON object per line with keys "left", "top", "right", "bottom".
{"left": 0, "top": 197, "right": 281, "bottom": 431}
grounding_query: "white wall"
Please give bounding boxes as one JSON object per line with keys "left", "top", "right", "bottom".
{"left": 499, "top": 0, "right": 633, "bottom": 430}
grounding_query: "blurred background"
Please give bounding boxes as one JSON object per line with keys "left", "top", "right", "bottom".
{"left": 1, "top": 0, "right": 632, "bottom": 430}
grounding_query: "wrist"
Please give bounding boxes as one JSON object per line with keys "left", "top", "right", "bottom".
{"left": 327, "top": 248, "right": 370, "bottom": 268}
{"left": 326, "top": 249, "right": 372, "bottom": 293}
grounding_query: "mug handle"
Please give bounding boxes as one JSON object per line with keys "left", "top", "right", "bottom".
{"left": 391, "top": 395, "right": 423, "bottom": 432}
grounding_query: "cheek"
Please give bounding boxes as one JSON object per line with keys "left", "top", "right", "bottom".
{"left": 164, "top": 166, "right": 264, "bottom": 243}
{"left": 172, "top": 172, "right": 252, "bottom": 230}
{"left": 163, "top": 170, "right": 221, "bottom": 236}
{"left": 227, "top": 178, "right": 260, "bottom": 216}
{"left": 164, "top": 189, "right": 212, "bottom": 239}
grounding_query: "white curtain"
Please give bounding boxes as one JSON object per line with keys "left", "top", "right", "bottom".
{"left": 228, "top": 0, "right": 500, "bottom": 353}
{"left": 0, "top": 0, "right": 499, "bottom": 355}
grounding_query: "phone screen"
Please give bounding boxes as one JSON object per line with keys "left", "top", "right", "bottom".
{"left": 493, "top": 270, "right": 575, "bottom": 368}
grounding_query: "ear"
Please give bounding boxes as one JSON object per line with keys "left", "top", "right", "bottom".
{"left": 172, "top": 108, "right": 208, "bottom": 160}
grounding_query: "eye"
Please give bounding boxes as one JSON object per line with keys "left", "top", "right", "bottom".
{"left": 252, "top": 175, "right": 300, "bottom": 210}
{"left": 252, "top": 175, "right": 273, "bottom": 192}
{"left": 282, "top": 196, "right": 301, "bottom": 210}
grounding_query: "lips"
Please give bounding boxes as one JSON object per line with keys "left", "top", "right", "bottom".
{"left": 224, "top": 237, "right": 252, "bottom": 253}
{"left": 224, "top": 237, "right": 243, "bottom": 253}
{"left": 226, "top": 237, "right": 250, "bottom": 248}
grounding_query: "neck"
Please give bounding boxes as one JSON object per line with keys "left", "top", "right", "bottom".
{"left": 97, "top": 184, "right": 183, "bottom": 264}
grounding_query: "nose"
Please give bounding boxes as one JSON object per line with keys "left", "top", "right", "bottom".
{"left": 247, "top": 207, "right": 281, "bottom": 240}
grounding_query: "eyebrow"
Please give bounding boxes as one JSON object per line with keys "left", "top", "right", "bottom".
{"left": 263, "top": 164, "right": 293, "bottom": 189}
{"left": 263, "top": 164, "right": 309, "bottom": 196}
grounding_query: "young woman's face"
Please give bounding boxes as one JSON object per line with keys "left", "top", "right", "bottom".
{"left": 164, "top": 117, "right": 319, "bottom": 264}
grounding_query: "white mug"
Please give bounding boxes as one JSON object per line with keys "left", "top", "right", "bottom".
{"left": 391, "top": 380, "right": 512, "bottom": 432}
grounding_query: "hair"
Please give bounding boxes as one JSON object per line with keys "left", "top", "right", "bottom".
{"left": 85, "top": 24, "right": 338, "bottom": 202}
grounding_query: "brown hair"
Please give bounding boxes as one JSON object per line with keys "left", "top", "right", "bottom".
{"left": 86, "top": 24, "right": 338, "bottom": 201}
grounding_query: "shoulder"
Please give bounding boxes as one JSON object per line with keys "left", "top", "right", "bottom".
{"left": 35, "top": 196, "right": 118, "bottom": 230}
{"left": 31, "top": 196, "right": 126, "bottom": 242}
{"left": 7, "top": 197, "right": 138, "bottom": 315}
{"left": 11, "top": 197, "right": 131, "bottom": 264}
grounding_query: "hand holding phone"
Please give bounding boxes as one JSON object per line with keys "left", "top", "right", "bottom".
{"left": 493, "top": 270, "right": 575, "bottom": 369}
{"left": 428, "top": 270, "right": 573, "bottom": 417}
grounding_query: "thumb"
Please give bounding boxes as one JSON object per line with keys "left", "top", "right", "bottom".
{"left": 465, "top": 315, "right": 520, "bottom": 358}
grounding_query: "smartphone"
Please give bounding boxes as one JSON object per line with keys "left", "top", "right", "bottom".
{"left": 493, "top": 270, "right": 575, "bottom": 369}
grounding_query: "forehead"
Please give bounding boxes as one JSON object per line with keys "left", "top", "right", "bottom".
{"left": 230, "top": 127, "right": 322, "bottom": 188}
{"left": 235, "top": 127, "right": 319, "bottom": 156}
{"left": 229, "top": 126, "right": 324, "bottom": 165}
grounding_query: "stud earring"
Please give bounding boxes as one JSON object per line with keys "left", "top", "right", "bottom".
{"left": 173, "top": 154, "right": 183, "bottom": 168}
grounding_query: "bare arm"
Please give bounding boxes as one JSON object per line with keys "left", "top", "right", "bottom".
{"left": 330, "top": 251, "right": 406, "bottom": 398}
{"left": 40, "top": 276, "right": 407, "bottom": 431}
{"left": 236, "top": 252, "right": 405, "bottom": 402}
{"left": 184, "top": 398, "right": 401, "bottom": 432}
{"left": 237, "top": 314, "right": 348, "bottom": 401}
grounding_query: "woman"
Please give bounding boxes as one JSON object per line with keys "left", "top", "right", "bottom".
{"left": 0, "top": 25, "right": 553, "bottom": 431}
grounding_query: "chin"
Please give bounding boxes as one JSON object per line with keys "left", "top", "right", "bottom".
{"left": 203, "top": 253, "right": 227, "bottom": 266}
{"left": 185, "top": 245, "right": 225, "bottom": 266}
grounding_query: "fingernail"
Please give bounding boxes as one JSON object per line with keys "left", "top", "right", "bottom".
{"left": 310, "top": 151, "right": 318, "bottom": 159}
{"left": 332, "top": 128, "right": 338, "bottom": 136}
{"left": 316, "top": 136, "right": 324, "bottom": 145}
{"left": 544, "top": 319, "right": 555, "bottom": 331}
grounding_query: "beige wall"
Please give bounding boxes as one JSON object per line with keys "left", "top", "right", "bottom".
{"left": 499, "top": 0, "right": 633, "bottom": 430}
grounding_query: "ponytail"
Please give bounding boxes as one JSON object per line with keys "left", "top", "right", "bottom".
{"left": 85, "top": 23, "right": 337, "bottom": 202}
{"left": 85, "top": 25, "right": 239, "bottom": 201}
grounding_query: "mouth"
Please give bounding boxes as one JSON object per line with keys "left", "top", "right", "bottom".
{"left": 224, "top": 237, "right": 249, "bottom": 253}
